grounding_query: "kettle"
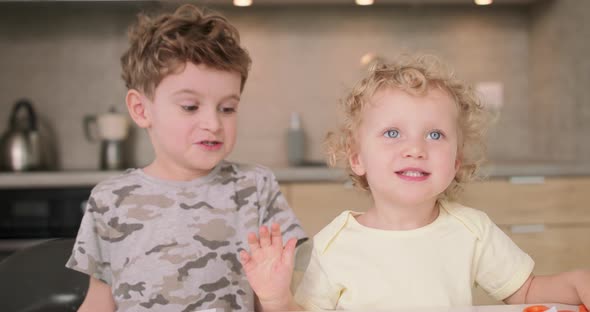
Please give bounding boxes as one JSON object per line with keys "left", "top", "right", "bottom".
{"left": 0, "top": 99, "right": 44, "bottom": 171}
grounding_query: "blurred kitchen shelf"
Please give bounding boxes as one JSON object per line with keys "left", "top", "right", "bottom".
{"left": 0, "top": 167, "right": 346, "bottom": 188}
{"left": 274, "top": 166, "right": 346, "bottom": 182}
{"left": 1, "top": 162, "right": 590, "bottom": 188}
{"left": 0, "top": 170, "right": 124, "bottom": 188}
{"left": 480, "top": 162, "right": 590, "bottom": 178}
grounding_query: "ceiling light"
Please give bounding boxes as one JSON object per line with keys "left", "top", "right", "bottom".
{"left": 356, "top": 0, "right": 374, "bottom": 6}
{"left": 234, "top": 0, "right": 252, "bottom": 7}
{"left": 474, "top": 0, "right": 493, "bottom": 5}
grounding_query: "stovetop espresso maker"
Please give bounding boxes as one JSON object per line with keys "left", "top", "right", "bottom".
{"left": 84, "top": 107, "right": 130, "bottom": 170}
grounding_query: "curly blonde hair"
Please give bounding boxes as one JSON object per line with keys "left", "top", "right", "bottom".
{"left": 325, "top": 55, "right": 491, "bottom": 201}
{"left": 121, "top": 4, "right": 251, "bottom": 98}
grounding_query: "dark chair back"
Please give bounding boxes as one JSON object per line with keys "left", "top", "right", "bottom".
{"left": 0, "top": 238, "right": 88, "bottom": 312}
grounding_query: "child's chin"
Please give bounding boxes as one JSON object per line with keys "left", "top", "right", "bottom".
{"left": 188, "top": 160, "right": 220, "bottom": 173}
{"left": 395, "top": 192, "right": 439, "bottom": 206}
{"left": 193, "top": 163, "right": 217, "bottom": 171}
{"left": 191, "top": 152, "right": 227, "bottom": 166}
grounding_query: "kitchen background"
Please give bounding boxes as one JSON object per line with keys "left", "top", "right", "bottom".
{"left": 1, "top": 1, "right": 589, "bottom": 307}
{"left": 1, "top": 0, "right": 589, "bottom": 171}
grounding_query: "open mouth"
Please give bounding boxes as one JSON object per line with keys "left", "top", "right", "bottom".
{"left": 394, "top": 169, "right": 431, "bottom": 181}
{"left": 395, "top": 170, "right": 430, "bottom": 177}
{"left": 197, "top": 140, "right": 223, "bottom": 150}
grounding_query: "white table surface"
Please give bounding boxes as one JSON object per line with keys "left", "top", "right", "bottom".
{"left": 286, "top": 304, "right": 582, "bottom": 312}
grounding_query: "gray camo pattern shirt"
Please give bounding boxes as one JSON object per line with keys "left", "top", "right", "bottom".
{"left": 66, "top": 161, "right": 307, "bottom": 312}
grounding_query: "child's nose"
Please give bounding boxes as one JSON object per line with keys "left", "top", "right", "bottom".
{"left": 198, "top": 108, "right": 221, "bottom": 132}
{"left": 402, "top": 140, "right": 427, "bottom": 159}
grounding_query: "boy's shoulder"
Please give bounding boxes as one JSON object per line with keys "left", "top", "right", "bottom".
{"left": 90, "top": 162, "right": 277, "bottom": 192}
{"left": 217, "top": 160, "right": 275, "bottom": 178}
{"left": 91, "top": 168, "right": 145, "bottom": 195}
{"left": 82, "top": 168, "right": 145, "bottom": 218}
{"left": 85, "top": 162, "right": 281, "bottom": 213}
{"left": 215, "top": 161, "right": 279, "bottom": 186}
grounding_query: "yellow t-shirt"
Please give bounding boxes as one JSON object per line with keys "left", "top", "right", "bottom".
{"left": 293, "top": 201, "right": 534, "bottom": 311}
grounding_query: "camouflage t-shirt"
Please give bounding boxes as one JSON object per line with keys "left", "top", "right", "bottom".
{"left": 66, "top": 161, "right": 307, "bottom": 312}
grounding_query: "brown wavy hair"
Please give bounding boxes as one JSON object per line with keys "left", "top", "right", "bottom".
{"left": 121, "top": 4, "right": 252, "bottom": 98}
{"left": 325, "top": 55, "right": 491, "bottom": 201}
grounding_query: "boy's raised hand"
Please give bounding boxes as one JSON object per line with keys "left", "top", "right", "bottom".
{"left": 240, "top": 223, "right": 297, "bottom": 310}
{"left": 240, "top": 223, "right": 298, "bottom": 310}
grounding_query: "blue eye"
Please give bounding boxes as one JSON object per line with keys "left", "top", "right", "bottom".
{"left": 384, "top": 129, "right": 400, "bottom": 138}
{"left": 428, "top": 131, "right": 443, "bottom": 140}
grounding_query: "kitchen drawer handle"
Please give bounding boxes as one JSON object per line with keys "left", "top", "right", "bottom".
{"left": 510, "top": 224, "right": 545, "bottom": 233}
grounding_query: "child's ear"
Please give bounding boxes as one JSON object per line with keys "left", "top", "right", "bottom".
{"left": 126, "top": 89, "right": 151, "bottom": 129}
{"left": 348, "top": 150, "right": 366, "bottom": 177}
{"left": 454, "top": 157, "right": 461, "bottom": 172}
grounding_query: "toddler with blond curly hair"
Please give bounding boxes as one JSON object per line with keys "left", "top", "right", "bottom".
{"left": 240, "top": 55, "right": 590, "bottom": 311}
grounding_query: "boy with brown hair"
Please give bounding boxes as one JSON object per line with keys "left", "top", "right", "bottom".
{"left": 66, "top": 4, "right": 306, "bottom": 311}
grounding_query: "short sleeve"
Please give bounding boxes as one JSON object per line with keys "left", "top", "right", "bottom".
{"left": 65, "top": 194, "right": 113, "bottom": 285}
{"left": 293, "top": 244, "right": 341, "bottom": 310}
{"left": 257, "top": 167, "right": 307, "bottom": 243}
{"left": 474, "top": 215, "right": 535, "bottom": 301}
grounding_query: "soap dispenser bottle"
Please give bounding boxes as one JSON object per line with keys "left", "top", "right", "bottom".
{"left": 287, "top": 112, "right": 305, "bottom": 166}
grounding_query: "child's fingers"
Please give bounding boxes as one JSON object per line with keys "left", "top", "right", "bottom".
{"left": 239, "top": 250, "right": 251, "bottom": 264}
{"left": 259, "top": 225, "right": 271, "bottom": 248}
{"left": 239, "top": 250, "right": 256, "bottom": 273}
{"left": 281, "top": 237, "right": 298, "bottom": 267}
{"left": 270, "top": 223, "right": 283, "bottom": 247}
{"left": 247, "top": 232, "right": 260, "bottom": 253}
{"left": 239, "top": 250, "right": 252, "bottom": 271}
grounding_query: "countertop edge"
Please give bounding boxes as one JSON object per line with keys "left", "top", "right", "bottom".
{"left": 1, "top": 163, "right": 590, "bottom": 188}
